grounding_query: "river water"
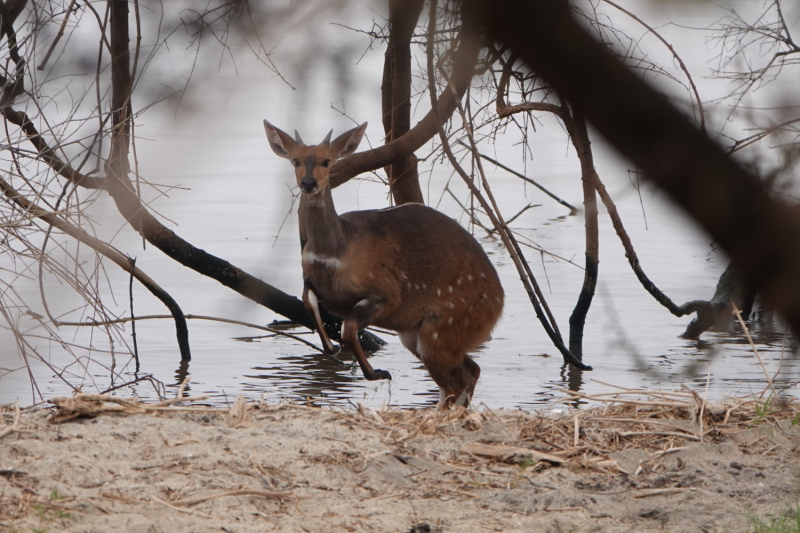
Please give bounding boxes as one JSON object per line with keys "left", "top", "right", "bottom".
{"left": 0, "top": 1, "right": 797, "bottom": 408}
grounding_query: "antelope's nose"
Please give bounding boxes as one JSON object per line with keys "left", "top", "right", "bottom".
{"left": 300, "top": 177, "right": 317, "bottom": 193}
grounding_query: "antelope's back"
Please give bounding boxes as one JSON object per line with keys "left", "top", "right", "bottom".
{"left": 340, "top": 204, "right": 504, "bottom": 338}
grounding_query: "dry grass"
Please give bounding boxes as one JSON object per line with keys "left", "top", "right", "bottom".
{"left": 2, "top": 384, "right": 798, "bottom": 533}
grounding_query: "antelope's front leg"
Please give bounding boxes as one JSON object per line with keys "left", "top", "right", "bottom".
{"left": 302, "top": 281, "right": 341, "bottom": 356}
{"left": 341, "top": 297, "right": 392, "bottom": 381}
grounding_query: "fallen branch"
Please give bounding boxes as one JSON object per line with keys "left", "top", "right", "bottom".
{"left": 461, "top": 443, "right": 564, "bottom": 465}
{"left": 49, "top": 392, "right": 212, "bottom": 422}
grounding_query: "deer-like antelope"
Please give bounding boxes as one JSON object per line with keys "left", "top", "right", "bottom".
{"left": 263, "top": 120, "right": 504, "bottom": 409}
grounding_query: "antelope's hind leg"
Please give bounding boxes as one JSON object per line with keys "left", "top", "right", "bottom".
{"left": 417, "top": 330, "right": 481, "bottom": 409}
{"left": 302, "top": 281, "right": 341, "bottom": 356}
{"left": 429, "top": 355, "right": 480, "bottom": 409}
{"left": 341, "top": 297, "right": 392, "bottom": 381}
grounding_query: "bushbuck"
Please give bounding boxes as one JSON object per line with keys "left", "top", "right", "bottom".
{"left": 264, "top": 120, "right": 504, "bottom": 408}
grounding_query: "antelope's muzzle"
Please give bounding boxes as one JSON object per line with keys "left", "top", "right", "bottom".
{"left": 300, "top": 177, "right": 318, "bottom": 193}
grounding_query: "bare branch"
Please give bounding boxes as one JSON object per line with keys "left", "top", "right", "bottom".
{"left": 0, "top": 172, "right": 190, "bottom": 360}
{"left": 426, "top": 0, "right": 590, "bottom": 370}
{"left": 599, "top": 0, "right": 705, "bottom": 132}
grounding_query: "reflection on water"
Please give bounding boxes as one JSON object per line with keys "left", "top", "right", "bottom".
{"left": 244, "top": 353, "right": 442, "bottom": 408}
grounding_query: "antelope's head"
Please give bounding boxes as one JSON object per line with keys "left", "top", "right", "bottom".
{"left": 263, "top": 120, "right": 367, "bottom": 197}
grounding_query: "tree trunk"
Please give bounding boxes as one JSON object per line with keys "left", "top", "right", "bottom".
{"left": 566, "top": 113, "right": 599, "bottom": 360}
{"left": 107, "top": 0, "right": 192, "bottom": 360}
{"left": 382, "top": 0, "right": 425, "bottom": 205}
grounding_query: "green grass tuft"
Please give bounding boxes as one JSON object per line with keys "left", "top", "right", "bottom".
{"left": 747, "top": 505, "right": 800, "bottom": 533}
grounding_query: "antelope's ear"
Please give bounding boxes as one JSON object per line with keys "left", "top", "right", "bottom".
{"left": 263, "top": 120, "right": 296, "bottom": 159}
{"left": 330, "top": 122, "right": 367, "bottom": 159}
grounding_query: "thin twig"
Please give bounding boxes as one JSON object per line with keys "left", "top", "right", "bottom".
{"left": 150, "top": 497, "right": 214, "bottom": 519}
{"left": 38, "top": 0, "right": 79, "bottom": 70}
{"left": 599, "top": 0, "right": 705, "bottom": 132}
{"left": 61, "top": 313, "right": 346, "bottom": 365}
{"left": 425, "top": 1, "right": 588, "bottom": 370}
{"left": 129, "top": 257, "right": 139, "bottom": 371}
{"left": 457, "top": 141, "right": 577, "bottom": 214}
{"left": 732, "top": 304, "right": 775, "bottom": 397}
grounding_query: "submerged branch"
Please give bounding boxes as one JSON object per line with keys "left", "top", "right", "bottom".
{"left": 565, "top": 112, "right": 599, "bottom": 359}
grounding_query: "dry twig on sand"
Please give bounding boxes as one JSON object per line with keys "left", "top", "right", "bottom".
{"left": 0, "top": 401, "right": 22, "bottom": 440}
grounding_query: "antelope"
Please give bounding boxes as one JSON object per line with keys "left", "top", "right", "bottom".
{"left": 263, "top": 120, "right": 504, "bottom": 409}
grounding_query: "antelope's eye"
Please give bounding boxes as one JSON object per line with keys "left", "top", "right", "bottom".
{"left": 322, "top": 159, "right": 331, "bottom": 168}
{"left": 292, "top": 159, "right": 301, "bottom": 168}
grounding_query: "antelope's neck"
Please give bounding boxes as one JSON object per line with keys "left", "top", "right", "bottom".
{"left": 301, "top": 186, "right": 347, "bottom": 258}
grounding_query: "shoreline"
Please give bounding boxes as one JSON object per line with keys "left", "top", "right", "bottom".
{"left": 2, "top": 392, "right": 799, "bottom": 532}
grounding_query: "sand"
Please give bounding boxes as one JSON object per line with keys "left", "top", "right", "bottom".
{"left": 1, "top": 392, "right": 799, "bottom": 533}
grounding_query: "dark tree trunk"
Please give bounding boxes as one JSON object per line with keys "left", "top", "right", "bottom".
{"left": 383, "top": 0, "right": 425, "bottom": 205}
{"left": 566, "top": 113, "right": 599, "bottom": 359}
{"left": 107, "top": 0, "right": 191, "bottom": 360}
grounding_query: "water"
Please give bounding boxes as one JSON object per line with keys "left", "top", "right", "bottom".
{"left": 0, "top": 1, "right": 797, "bottom": 408}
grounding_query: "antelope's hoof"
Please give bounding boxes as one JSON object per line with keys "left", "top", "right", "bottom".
{"left": 369, "top": 369, "right": 392, "bottom": 381}
{"left": 324, "top": 343, "right": 342, "bottom": 356}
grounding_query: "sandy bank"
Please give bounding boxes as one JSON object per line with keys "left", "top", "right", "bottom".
{"left": 1, "top": 392, "right": 799, "bottom": 532}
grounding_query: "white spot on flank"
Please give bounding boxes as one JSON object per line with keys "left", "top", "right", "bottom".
{"left": 482, "top": 293, "right": 488, "bottom": 299}
{"left": 437, "top": 288, "right": 441, "bottom": 297}
{"left": 467, "top": 275, "right": 474, "bottom": 281}
{"left": 415, "top": 284, "right": 420, "bottom": 290}
{"left": 480, "top": 272, "right": 486, "bottom": 278}
{"left": 302, "top": 250, "right": 342, "bottom": 269}
{"left": 447, "top": 302, "right": 455, "bottom": 309}
{"left": 407, "top": 282, "right": 412, "bottom": 289}
{"left": 401, "top": 272, "right": 408, "bottom": 280}
{"left": 447, "top": 317, "right": 453, "bottom": 325}
{"left": 457, "top": 277, "right": 463, "bottom": 286}
{"left": 432, "top": 332, "right": 438, "bottom": 341}
{"left": 422, "top": 284, "right": 427, "bottom": 289}
{"left": 448, "top": 286, "right": 453, "bottom": 293}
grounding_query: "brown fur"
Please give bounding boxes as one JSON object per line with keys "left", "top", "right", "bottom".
{"left": 263, "top": 120, "right": 504, "bottom": 408}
